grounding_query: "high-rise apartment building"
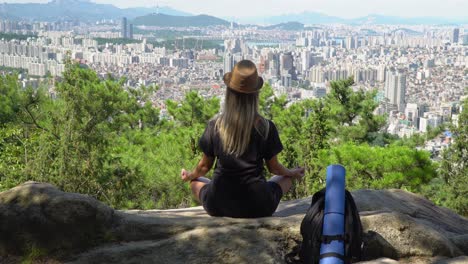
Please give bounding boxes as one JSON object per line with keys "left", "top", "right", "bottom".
{"left": 128, "top": 24, "right": 134, "bottom": 39}
{"left": 345, "top": 36, "right": 355, "bottom": 50}
{"left": 223, "top": 53, "right": 233, "bottom": 74}
{"left": 385, "top": 71, "right": 407, "bottom": 112}
{"left": 419, "top": 112, "right": 442, "bottom": 133}
{"left": 310, "top": 55, "right": 323, "bottom": 67}
{"left": 224, "top": 39, "right": 242, "bottom": 54}
{"left": 301, "top": 51, "right": 310, "bottom": 71}
{"left": 452, "top": 28, "right": 460, "bottom": 43}
{"left": 405, "top": 103, "right": 419, "bottom": 128}
{"left": 463, "top": 35, "right": 468, "bottom": 45}
{"left": 121, "top": 17, "right": 127, "bottom": 39}
{"left": 377, "top": 64, "right": 386, "bottom": 82}
{"left": 280, "top": 52, "right": 293, "bottom": 72}
{"left": 281, "top": 74, "right": 292, "bottom": 87}
{"left": 223, "top": 53, "right": 243, "bottom": 74}
{"left": 268, "top": 55, "right": 280, "bottom": 76}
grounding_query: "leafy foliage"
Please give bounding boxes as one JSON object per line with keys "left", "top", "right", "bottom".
{"left": 324, "top": 77, "right": 386, "bottom": 143}
{"left": 262, "top": 78, "right": 436, "bottom": 200}
{"left": 423, "top": 98, "right": 467, "bottom": 216}
{"left": 0, "top": 74, "right": 22, "bottom": 124}
{"left": 1, "top": 63, "right": 160, "bottom": 208}
{"left": 0, "top": 33, "right": 37, "bottom": 41}
{"left": 152, "top": 38, "right": 223, "bottom": 50}
{"left": 0, "top": 66, "right": 459, "bottom": 215}
{"left": 316, "top": 142, "right": 436, "bottom": 191}
{"left": 94, "top": 38, "right": 141, "bottom": 45}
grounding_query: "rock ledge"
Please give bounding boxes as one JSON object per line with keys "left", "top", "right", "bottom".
{"left": 1, "top": 182, "right": 467, "bottom": 264}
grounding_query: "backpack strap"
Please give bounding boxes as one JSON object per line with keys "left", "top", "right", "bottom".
{"left": 321, "top": 234, "right": 349, "bottom": 244}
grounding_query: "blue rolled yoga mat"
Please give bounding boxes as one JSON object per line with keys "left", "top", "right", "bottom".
{"left": 319, "top": 165, "right": 346, "bottom": 264}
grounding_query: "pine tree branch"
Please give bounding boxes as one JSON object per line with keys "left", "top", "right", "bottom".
{"left": 23, "top": 104, "right": 60, "bottom": 140}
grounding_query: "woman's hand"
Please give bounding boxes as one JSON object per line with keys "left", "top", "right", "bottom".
{"left": 181, "top": 154, "right": 215, "bottom": 183}
{"left": 289, "top": 167, "right": 305, "bottom": 180}
{"left": 181, "top": 169, "right": 192, "bottom": 182}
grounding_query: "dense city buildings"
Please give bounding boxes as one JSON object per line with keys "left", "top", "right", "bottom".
{"left": 0, "top": 19, "right": 466, "bottom": 146}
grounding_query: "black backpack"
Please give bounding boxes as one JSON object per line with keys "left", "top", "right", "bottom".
{"left": 285, "top": 189, "right": 363, "bottom": 264}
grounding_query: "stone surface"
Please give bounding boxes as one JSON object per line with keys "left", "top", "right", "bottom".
{"left": 70, "top": 225, "right": 298, "bottom": 264}
{"left": 360, "top": 211, "right": 463, "bottom": 258}
{"left": 353, "top": 189, "right": 468, "bottom": 236}
{"left": 359, "top": 257, "right": 468, "bottom": 264}
{"left": 357, "top": 258, "right": 399, "bottom": 264}
{"left": 0, "top": 181, "right": 114, "bottom": 256}
{"left": 0, "top": 182, "right": 467, "bottom": 264}
{"left": 433, "top": 256, "right": 468, "bottom": 264}
{"left": 451, "top": 235, "right": 468, "bottom": 256}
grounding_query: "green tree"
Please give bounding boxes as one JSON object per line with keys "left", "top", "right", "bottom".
{"left": 166, "top": 91, "right": 219, "bottom": 127}
{"left": 324, "top": 77, "right": 386, "bottom": 143}
{"left": 425, "top": 98, "right": 467, "bottom": 216}
{"left": 392, "top": 125, "right": 445, "bottom": 148}
{"left": 299, "top": 99, "right": 333, "bottom": 192}
{"left": 316, "top": 142, "right": 437, "bottom": 192}
{"left": 259, "top": 83, "right": 287, "bottom": 120}
{"left": 275, "top": 99, "right": 334, "bottom": 199}
{"left": 0, "top": 73, "right": 22, "bottom": 124}
{"left": 0, "top": 126, "right": 29, "bottom": 188}
{"left": 166, "top": 91, "right": 220, "bottom": 156}
{"left": 0, "top": 63, "right": 162, "bottom": 207}
{"left": 0, "top": 79, "right": 51, "bottom": 190}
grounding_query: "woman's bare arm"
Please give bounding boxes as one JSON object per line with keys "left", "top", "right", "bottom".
{"left": 265, "top": 155, "right": 304, "bottom": 178}
{"left": 181, "top": 154, "right": 215, "bottom": 181}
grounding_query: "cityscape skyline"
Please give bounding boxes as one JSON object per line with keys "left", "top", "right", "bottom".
{"left": 2, "top": 0, "right": 468, "bottom": 20}
{"left": 0, "top": 3, "right": 466, "bottom": 158}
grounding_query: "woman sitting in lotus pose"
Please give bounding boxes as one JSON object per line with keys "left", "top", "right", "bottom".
{"left": 181, "top": 60, "right": 304, "bottom": 218}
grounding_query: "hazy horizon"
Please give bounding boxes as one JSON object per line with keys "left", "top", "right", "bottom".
{"left": 3, "top": 0, "right": 468, "bottom": 19}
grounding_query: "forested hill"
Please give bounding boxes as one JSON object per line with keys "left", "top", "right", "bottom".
{"left": 132, "top": 14, "right": 231, "bottom": 27}
{"left": 0, "top": 63, "right": 466, "bottom": 216}
{"left": 262, "top": 22, "right": 305, "bottom": 31}
{"left": 0, "top": 0, "right": 190, "bottom": 21}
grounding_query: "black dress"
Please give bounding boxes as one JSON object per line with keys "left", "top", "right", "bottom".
{"left": 198, "top": 119, "right": 284, "bottom": 218}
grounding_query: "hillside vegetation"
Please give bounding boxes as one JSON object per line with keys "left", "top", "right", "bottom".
{"left": 132, "top": 14, "right": 230, "bottom": 27}
{"left": 0, "top": 63, "right": 466, "bottom": 215}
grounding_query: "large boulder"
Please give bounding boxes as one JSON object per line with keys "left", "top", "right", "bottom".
{"left": 0, "top": 182, "right": 467, "bottom": 264}
{"left": 353, "top": 189, "right": 468, "bottom": 259}
{"left": 0, "top": 182, "right": 114, "bottom": 257}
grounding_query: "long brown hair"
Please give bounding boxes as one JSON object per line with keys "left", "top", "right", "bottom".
{"left": 215, "top": 88, "right": 269, "bottom": 157}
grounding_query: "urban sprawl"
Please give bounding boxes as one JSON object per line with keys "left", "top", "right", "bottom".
{"left": 0, "top": 19, "right": 467, "bottom": 158}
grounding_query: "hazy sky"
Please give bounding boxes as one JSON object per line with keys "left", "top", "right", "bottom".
{"left": 4, "top": 0, "right": 468, "bottom": 18}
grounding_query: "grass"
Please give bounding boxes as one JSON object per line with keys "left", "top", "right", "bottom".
{"left": 21, "top": 245, "right": 48, "bottom": 264}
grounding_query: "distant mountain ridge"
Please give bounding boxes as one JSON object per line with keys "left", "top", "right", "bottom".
{"left": 262, "top": 11, "right": 346, "bottom": 25}
{"left": 349, "top": 14, "right": 467, "bottom": 25}
{"left": 262, "top": 22, "right": 305, "bottom": 31}
{"left": 0, "top": 0, "right": 191, "bottom": 21}
{"left": 233, "top": 11, "right": 468, "bottom": 25}
{"left": 132, "top": 13, "right": 230, "bottom": 27}
{"left": 0, "top": 0, "right": 466, "bottom": 25}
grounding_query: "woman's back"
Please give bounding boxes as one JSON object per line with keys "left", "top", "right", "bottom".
{"left": 199, "top": 118, "right": 282, "bottom": 185}
{"left": 181, "top": 59, "right": 304, "bottom": 218}
{"left": 198, "top": 118, "right": 284, "bottom": 218}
